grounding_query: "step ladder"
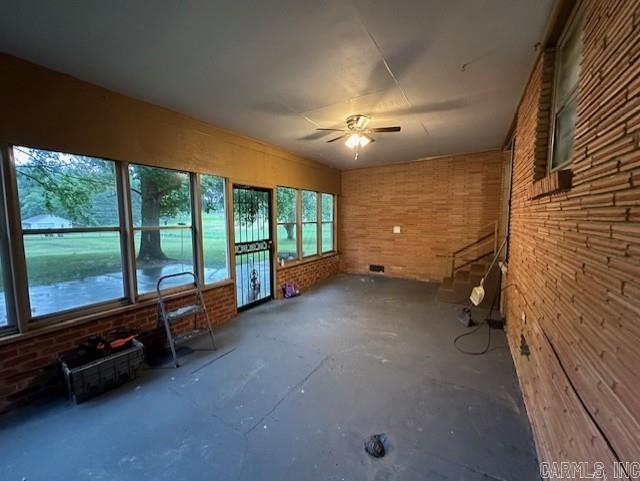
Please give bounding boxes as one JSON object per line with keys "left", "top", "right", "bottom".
{"left": 156, "top": 272, "right": 216, "bottom": 368}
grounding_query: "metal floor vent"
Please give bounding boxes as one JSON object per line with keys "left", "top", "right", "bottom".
{"left": 369, "top": 264, "right": 385, "bottom": 273}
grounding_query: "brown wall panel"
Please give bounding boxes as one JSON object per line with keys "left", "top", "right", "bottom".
{"left": 0, "top": 53, "right": 341, "bottom": 194}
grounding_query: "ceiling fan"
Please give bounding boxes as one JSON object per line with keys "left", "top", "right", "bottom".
{"left": 316, "top": 114, "right": 401, "bottom": 159}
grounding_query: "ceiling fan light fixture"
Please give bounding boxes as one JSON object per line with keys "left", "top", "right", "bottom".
{"left": 358, "top": 134, "right": 371, "bottom": 148}
{"left": 345, "top": 133, "right": 361, "bottom": 149}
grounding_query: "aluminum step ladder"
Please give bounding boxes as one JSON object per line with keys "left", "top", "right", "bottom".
{"left": 156, "top": 272, "right": 216, "bottom": 368}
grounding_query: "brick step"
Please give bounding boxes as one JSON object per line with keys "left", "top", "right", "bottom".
{"left": 437, "top": 267, "right": 500, "bottom": 308}
{"left": 470, "top": 263, "right": 488, "bottom": 274}
{"left": 454, "top": 270, "right": 469, "bottom": 283}
{"left": 440, "top": 277, "right": 454, "bottom": 291}
{"left": 453, "top": 271, "right": 483, "bottom": 285}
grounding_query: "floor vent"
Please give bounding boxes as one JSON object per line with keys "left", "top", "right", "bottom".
{"left": 369, "top": 264, "right": 385, "bottom": 273}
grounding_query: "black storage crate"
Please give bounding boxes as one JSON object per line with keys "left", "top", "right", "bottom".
{"left": 61, "top": 339, "right": 144, "bottom": 404}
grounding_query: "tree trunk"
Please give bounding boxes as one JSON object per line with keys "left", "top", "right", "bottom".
{"left": 285, "top": 223, "right": 295, "bottom": 240}
{"left": 137, "top": 176, "right": 167, "bottom": 263}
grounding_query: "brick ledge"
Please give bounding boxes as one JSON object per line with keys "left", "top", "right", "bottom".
{"left": 0, "top": 278, "right": 234, "bottom": 347}
{"left": 277, "top": 252, "right": 338, "bottom": 271}
{"left": 528, "top": 169, "right": 572, "bottom": 200}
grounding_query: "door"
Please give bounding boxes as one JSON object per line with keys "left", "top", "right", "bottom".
{"left": 233, "top": 185, "right": 273, "bottom": 310}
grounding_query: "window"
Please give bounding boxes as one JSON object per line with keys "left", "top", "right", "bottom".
{"left": 321, "top": 193, "right": 335, "bottom": 253}
{"left": 129, "top": 164, "right": 194, "bottom": 293}
{"left": 0, "top": 144, "right": 236, "bottom": 333}
{"left": 0, "top": 164, "right": 12, "bottom": 328}
{"left": 200, "top": 174, "right": 229, "bottom": 284}
{"left": 0, "top": 255, "right": 8, "bottom": 327}
{"left": 549, "top": 6, "right": 584, "bottom": 170}
{"left": 277, "top": 187, "right": 298, "bottom": 261}
{"left": 301, "top": 190, "right": 318, "bottom": 257}
{"left": 14, "top": 146, "right": 125, "bottom": 317}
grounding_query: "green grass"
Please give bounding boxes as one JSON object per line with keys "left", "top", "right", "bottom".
{"left": 19, "top": 213, "right": 229, "bottom": 288}
{"left": 11, "top": 213, "right": 334, "bottom": 289}
{"left": 277, "top": 223, "right": 334, "bottom": 260}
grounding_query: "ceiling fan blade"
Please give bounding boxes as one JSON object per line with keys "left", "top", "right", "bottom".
{"left": 316, "top": 128, "right": 345, "bottom": 132}
{"left": 371, "top": 126, "right": 401, "bottom": 133}
{"left": 327, "top": 135, "right": 347, "bottom": 143}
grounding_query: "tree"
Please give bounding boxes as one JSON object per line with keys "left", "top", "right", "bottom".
{"left": 277, "top": 187, "right": 296, "bottom": 240}
{"left": 15, "top": 148, "right": 117, "bottom": 226}
{"left": 201, "top": 175, "right": 225, "bottom": 214}
{"left": 128, "top": 165, "right": 190, "bottom": 263}
{"left": 15, "top": 147, "right": 190, "bottom": 264}
{"left": 301, "top": 190, "right": 317, "bottom": 222}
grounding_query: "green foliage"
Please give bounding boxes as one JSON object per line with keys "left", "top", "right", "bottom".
{"left": 15, "top": 147, "right": 118, "bottom": 226}
{"left": 128, "top": 164, "right": 191, "bottom": 223}
{"left": 201, "top": 175, "right": 225, "bottom": 214}
{"left": 233, "top": 188, "right": 268, "bottom": 225}
{"left": 276, "top": 187, "right": 296, "bottom": 223}
{"left": 322, "top": 193, "right": 334, "bottom": 221}
{"left": 301, "top": 190, "right": 317, "bottom": 222}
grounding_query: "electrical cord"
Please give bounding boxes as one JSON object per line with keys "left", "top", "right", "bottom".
{"left": 453, "top": 290, "right": 498, "bottom": 355}
{"left": 452, "top": 279, "right": 520, "bottom": 355}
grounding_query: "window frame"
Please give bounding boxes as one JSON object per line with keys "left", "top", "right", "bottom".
{"left": 548, "top": 2, "right": 584, "bottom": 173}
{"left": 275, "top": 186, "right": 300, "bottom": 264}
{"left": 0, "top": 143, "right": 234, "bottom": 336}
{"left": 320, "top": 192, "right": 336, "bottom": 254}
{"left": 128, "top": 162, "right": 197, "bottom": 299}
{"left": 11, "top": 146, "right": 131, "bottom": 326}
{"left": 198, "top": 173, "right": 231, "bottom": 286}
{"left": 301, "top": 190, "right": 319, "bottom": 258}
{"left": 0, "top": 146, "right": 19, "bottom": 334}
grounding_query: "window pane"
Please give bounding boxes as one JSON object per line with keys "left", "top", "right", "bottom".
{"left": 14, "top": 146, "right": 119, "bottom": 228}
{"left": 277, "top": 223, "right": 298, "bottom": 261}
{"left": 322, "top": 222, "right": 334, "bottom": 253}
{"left": 129, "top": 164, "right": 192, "bottom": 227}
{"left": 552, "top": 97, "right": 578, "bottom": 169}
{"left": 302, "top": 191, "right": 317, "bottom": 222}
{"left": 0, "top": 259, "right": 7, "bottom": 327}
{"left": 23, "top": 232, "right": 124, "bottom": 317}
{"left": 134, "top": 229, "right": 194, "bottom": 293}
{"left": 321, "top": 193, "right": 334, "bottom": 222}
{"left": 201, "top": 175, "right": 229, "bottom": 284}
{"left": 277, "top": 187, "right": 296, "bottom": 223}
{"left": 302, "top": 223, "right": 317, "bottom": 257}
{"left": 556, "top": 13, "right": 583, "bottom": 104}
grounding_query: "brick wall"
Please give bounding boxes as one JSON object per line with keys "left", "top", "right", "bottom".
{"left": 0, "top": 282, "right": 236, "bottom": 413}
{"left": 504, "top": 0, "right": 640, "bottom": 474}
{"left": 340, "top": 151, "right": 503, "bottom": 282}
{"left": 275, "top": 255, "right": 340, "bottom": 298}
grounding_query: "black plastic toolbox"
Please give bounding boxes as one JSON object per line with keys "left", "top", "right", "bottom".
{"left": 61, "top": 339, "right": 144, "bottom": 404}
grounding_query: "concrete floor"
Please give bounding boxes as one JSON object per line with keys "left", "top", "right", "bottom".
{"left": 0, "top": 274, "right": 538, "bottom": 481}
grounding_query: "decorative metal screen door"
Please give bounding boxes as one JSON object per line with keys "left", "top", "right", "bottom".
{"left": 233, "top": 185, "right": 273, "bottom": 310}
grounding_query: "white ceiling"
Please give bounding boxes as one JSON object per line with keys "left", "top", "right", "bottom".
{"left": 0, "top": 0, "right": 554, "bottom": 169}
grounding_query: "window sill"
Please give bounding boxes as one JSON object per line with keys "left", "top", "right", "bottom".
{"left": 277, "top": 252, "right": 338, "bottom": 271}
{"left": 528, "top": 169, "right": 572, "bottom": 200}
{"left": 0, "top": 278, "right": 234, "bottom": 347}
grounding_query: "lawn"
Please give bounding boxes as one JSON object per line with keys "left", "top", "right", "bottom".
{"left": 0, "top": 213, "right": 334, "bottom": 325}
{"left": 17, "top": 213, "right": 228, "bottom": 288}
{"left": 0, "top": 213, "right": 334, "bottom": 302}
{"left": 277, "top": 223, "right": 333, "bottom": 260}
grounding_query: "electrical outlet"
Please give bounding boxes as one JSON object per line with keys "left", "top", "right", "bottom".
{"left": 393, "top": 226, "right": 401, "bottom": 234}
